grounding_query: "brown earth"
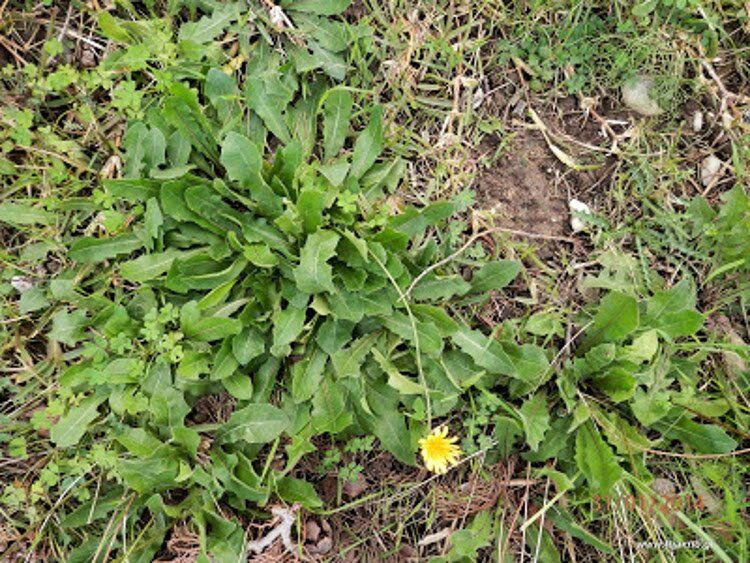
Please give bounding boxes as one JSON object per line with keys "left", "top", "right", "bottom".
{"left": 474, "top": 92, "right": 621, "bottom": 241}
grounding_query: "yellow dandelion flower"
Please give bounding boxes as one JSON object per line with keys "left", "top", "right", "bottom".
{"left": 418, "top": 426, "right": 462, "bottom": 474}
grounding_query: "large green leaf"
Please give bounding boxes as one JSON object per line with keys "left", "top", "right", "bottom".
{"left": 574, "top": 422, "right": 622, "bottom": 494}
{"left": 0, "top": 202, "right": 55, "bottom": 225}
{"left": 412, "top": 275, "right": 471, "bottom": 301}
{"left": 50, "top": 396, "right": 106, "bottom": 448}
{"left": 271, "top": 304, "right": 307, "bottom": 356}
{"left": 518, "top": 393, "right": 550, "bottom": 451}
{"left": 49, "top": 310, "right": 89, "bottom": 346}
{"left": 349, "top": 105, "right": 383, "bottom": 180}
{"left": 370, "top": 408, "right": 415, "bottom": 465}
{"left": 292, "top": 346, "right": 327, "bottom": 402}
{"left": 246, "top": 74, "right": 295, "bottom": 143}
{"left": 582, "top": 292, "right": 639, "bottom": 349}
{"left": 659, "top": 417, "right": 738, "bottom": 454}
{"left": 293, "top": 230, "right": 340, "bottom": 294}
{"left": 451, "top": 327, "right": 515, "bottom": 376}
{"left": 69, "top": 234, "right": 143, "bottom": 263}
{"left": 120, "top": 249, "right": 184, "bottom": 282}
{"left": 322, "top": 89, "right": 352, "bottom": 160}
{"left": 219, "top": 403, "right": 290, "bottom": 444}
{"left": 178, "top": 5, "right": 239, "bottom": 44}
{"left": 282, "top": 0, "right": 352, "bottom": 15}
{"left": 220, "top": 132, "right": 280, "bottom": 215}
{"left": 470, "top": 260, "right": 522, "bottom": 293}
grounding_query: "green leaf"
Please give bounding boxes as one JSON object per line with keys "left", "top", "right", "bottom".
{"left": 507, "top": 343, "right": 550, "bottom": 391}
{"left": 448, "top": 511, "right": 493, "bottom": 558}
{"left": 373, "top": 349, "right": 424, "bottom": 395}
{"left": 296, "top": 14, "right": 348, "bottom": 52}
{"left": 271, "top": 304, "right": 307, "bottom": 356}
{"left": 166, "top": 256, "right": 247, "bottom": 293}
{"left": 322, "top": 89, "right": 352, "bottom": 160}
{"left": 660, "top": 418, "right": 738, "bottom": 454}
{"left": 650, "top": 310, "right": 704, "bottom": 339}
{"left": 349, "top": 105, "right": 383, "bottom": 180}
{"left": 181, "top": 303, "right": 243, "bottom": 342}
{"left": 143, "top": 198, "right": 163, "bottom": 244}
{"left": 471, "top": 260, "right": 521, "bottom": 292}
{"left": 122, "top": 121, "right": 149, "bottom": 177}
{"left": 319, "top": 157, "right": 350, "bottom": 186}
{"left": 631, "top": 389, "right": 671, "bottom": 426}
{"left": 120, "top": 249, "right": 184, "bottom": 282}
{"left": 49, "top": 309, "right": 88, "bottom": 346}
{"left": 97, "top": 12, "right": 132, "bottom": 43}
{"left": 451, "top": 326, "right": 515, "bottom": 376}
{"left": 315, "top": 44, "right": 347, "bottom": 81}
{"left": 380, "top": 313, "right": 443, "bottom": 357}
{"left": 119, "top": 449, "right": 179, "bottom": 494}
{"left": 331, "top": 332, "right": 379, "bottom": 378}
{"left": 316, "top": 318, "right": 354, "bottom": 355}
{"left": 293, "top": 230, "right": 340, "bottom": 294}
{"left": 178, "top": 5, "right": 238, "bottom": 44}
{"left": 296, "top": 186, "right": 329, "bottom": 233}
{"left": 176, "top": 350, "right": 210, "bottom": 381}
{"left": 115, "top": 428, "right": 163, "bottom": 457}
{"left": 595, "top": 366, "right": 637, "bottom": 403}
{"left": 220, "top": 131, "right": 263, "bottom": 182}
{"left": 243, "top": 243, "right": 278, "bottom": 268}
{"left": 69, "top": 234, "right": 143, "bottom": 263}
{"left": 412, "top": 275, "right": 471, "bottom": 301}
{"left": 389, "top": 201, "right": 454, "bottom": 237}
{"left": 292, "top": 346, "right": 327, "bottom": 402}
{"left": 219, "top": 403, "right": 290, "bottom": 444}
{"left": 583, "top": 292, "right": 639, "bottom": 349}
{"left": 518, "top": 393, "right": 550, "bottom": 451}
{"left": 276, "top": 476, "right": 323, "bottom": 509}
{"left": 327, "top": 290, "right": 365, "bottom": 322}
{"left": 619, "top": 329, "right": 659, "bottom": 364}
{"left": 50, "top": 396, "right": 106, "bottom": 448}
{"left": 632, "top": 0, "right": 658, "bottom": 18}
{"left": 222, "top": 372, "right": 254, "bottom": 400}
{"left": 163, "top": 85, "right": 219, "bottom": 162}
{"left": 142, "top": 128, "right": 166, "bottom": 173}
{"left": 232, "top": 327, "right": 265, "bottom": 365}
{"left": 206, "top": 68, "right": 240, "bottom": 124}
{"left": 246, "top": 74, "right": 294, "bottom": 143}
{"left": 283, "top": 0, "right": 352, "bottom": 15}
{"left": 645, "top": 280, "right": 695, "bottom": 320}
{"left": 19, "top": 287, "right": 49, "bottom": 314}
{"left": 371, "top": 408, "right": 415, "bottom": 465}
{"left": 212, "top": 340, "right": 239, "bottom": 380}
{"left": 220, "top": 132, "right": 280, "bottom": 216}
{"left": 574, "top": 422, "right": 622, "bottom": 494}
{"left": 0, "top": 202, "right": 55, "bottom": 226}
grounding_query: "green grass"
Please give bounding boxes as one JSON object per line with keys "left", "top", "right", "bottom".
{"left": 1, "top": 1, "right": 748, "bottom": 561}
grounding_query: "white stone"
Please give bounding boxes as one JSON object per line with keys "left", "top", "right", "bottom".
{"left": 11, "top": 276, "right": 33, "bottom": 293}
{"left": 700, "top": 155, "right": 723, "bottom": 187}
{"left": 692, "top": 111, "right": 703, "bottom": 132}
{"left": 569, "top": 199, "right": 592, "bottom": 233}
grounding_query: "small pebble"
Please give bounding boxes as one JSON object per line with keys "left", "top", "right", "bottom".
{"left": 11, "top": 276, "right": 34, "bottom": 293}
{"left": 700, "top": 155, "right": 723, "bottom": 187}
{"left": 692, "top": 111, "right": 703, "bottom": 132}
{"left": 569, "top": 199, "right": 592, "bottom": 233}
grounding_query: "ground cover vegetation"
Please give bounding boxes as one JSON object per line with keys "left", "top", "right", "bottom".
{"left": 0, "top": 0, "right": 748, "bottom": 561}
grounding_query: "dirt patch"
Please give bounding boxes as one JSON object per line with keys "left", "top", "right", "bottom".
{"left": 475, "top": 129, "right": 568, "bottom": 238}
{"left": 474, "top": 91, "right": 621, "bottom": 242}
